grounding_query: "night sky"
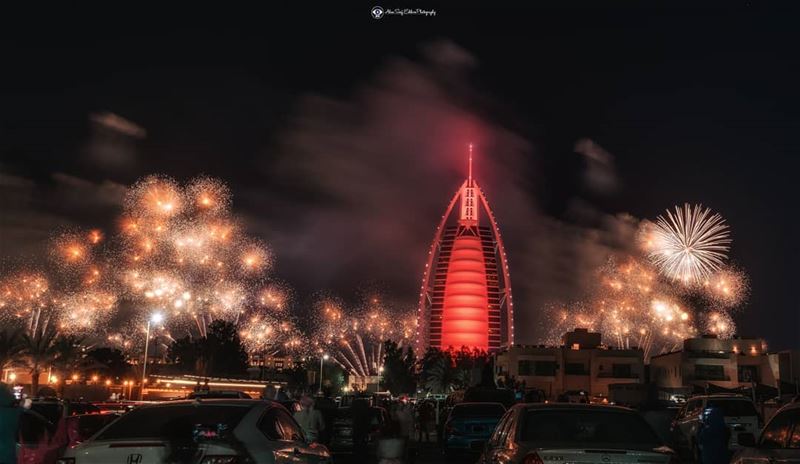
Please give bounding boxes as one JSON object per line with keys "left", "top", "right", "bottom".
{"left": 2, "top": 5, "right": 798, "bottom": 350}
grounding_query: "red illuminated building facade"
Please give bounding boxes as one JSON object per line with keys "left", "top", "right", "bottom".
{"left": 417, "top": 147, "right": 514, "bottom": 353}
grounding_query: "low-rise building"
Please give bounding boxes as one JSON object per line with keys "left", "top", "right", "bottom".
{"left": 649, "top": 335, "right": 800, "bottom": 397}
{"left": 494, "top": 329, "right": 644, "bottom": 399}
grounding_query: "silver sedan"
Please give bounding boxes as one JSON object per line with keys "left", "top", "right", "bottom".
{"left": 478, "top": 404, "right": 678, "bottom": 464}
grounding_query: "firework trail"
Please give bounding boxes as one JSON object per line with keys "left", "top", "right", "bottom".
{"left": 642, "top": 204, "right": 731, "bottom": 285}
{"left": 311, "top": 293, "right": 416, "bottom": 378}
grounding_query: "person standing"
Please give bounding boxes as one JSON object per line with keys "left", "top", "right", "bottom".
{"left": 0, "top": 383, "right": 21, "bottom": 464}
{"left": 417, "top": 402, "right": 433, "bottom": 443}
{"left": 293, "top": 394, "right": 326, "bottom": 443}
{"left": 696, "top": 406, "right": 730, "bottom": 464}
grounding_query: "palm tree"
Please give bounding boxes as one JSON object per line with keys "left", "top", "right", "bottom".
{"left": 21, "top": 323, "right": 58, "bottom": 396}
{"left": 51, "top": 335, "right": 86, "bottom": 395}
{"left": 0, "top": 328, "right": 24, "bottom": 379}
{"left": 419, "top": 347, "right": 476, "bottom": 394}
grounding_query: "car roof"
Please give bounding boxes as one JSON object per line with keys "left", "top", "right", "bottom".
{"left": 774, "top": 401, "right": 800, "bottom": 414}
{"left": 132, "top": 399, "right": 277, "bottom": 409}
{"left": 690, "top": 394, "right": 751, "bottom": 400}
{"left": 516, "top": 403, "right": 637, "bottom": 413}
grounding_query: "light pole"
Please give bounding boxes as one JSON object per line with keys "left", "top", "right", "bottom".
{"left": 318, "top": 354, "right": 329, "bottom": 395}
{"left": 140, "top": 312, "right": 164, "bottom": 400}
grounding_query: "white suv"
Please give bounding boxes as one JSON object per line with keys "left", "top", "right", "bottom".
{"left": 671, "top": 394, "right": 761, "bottom": 460}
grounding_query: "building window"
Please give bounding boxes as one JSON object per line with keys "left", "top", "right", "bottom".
{"left": 738, "top": 365, "right": 759, "bottom": 383}
{"left": 518, "top": 360, "right": 532, "bottom": 376}
{"left": 565, "top": 363, "right": 588, "bottom": 375}
{"left": 694, "top": 364, "right": 726, "bottom": 381}
{"left": 534, "top": 361, "right": 557, "bottom": 376}
{"left": 612, "top": 363, "right": 633, "bottom": 378}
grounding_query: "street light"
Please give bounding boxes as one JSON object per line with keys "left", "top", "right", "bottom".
{"left": 140, "top": 312, "right": 164, "bottom": 400}
{"left": 318, "top": 354, "right": 329, "bottom": 395}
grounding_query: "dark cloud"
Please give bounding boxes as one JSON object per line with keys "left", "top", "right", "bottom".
{"left": 574, "top": 138, "right": 619, "bottom": 195}
{"left": 85, "top": 112, "right": 145, "bottom": 170}
{"left": 0, "top": 171, "right": 125, "bottom": 263}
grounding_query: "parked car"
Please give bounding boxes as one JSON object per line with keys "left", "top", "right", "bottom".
{"left": 730, "top": 401, "right": 800, "bottom": 464}
{"left": 57, "top": 399, "right": 331, "bottom": 463}
{"left": 443, "top": 402, "right": 506, "bottom": 456}
{"left": 479, "top": 403, "right": 677, "bottom": 464}
{"left": 671, "top": 394, "right": 761, "bottom": 459}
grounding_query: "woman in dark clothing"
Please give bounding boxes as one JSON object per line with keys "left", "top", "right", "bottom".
{"left": 0, "top": 383, "right": 21, "bottom": 464}
{"left": 697, "top": 406, "right": 730, "bottom": 464}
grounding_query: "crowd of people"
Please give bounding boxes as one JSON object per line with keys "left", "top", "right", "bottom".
{"left": 285, "top": 391, "right": 441, "bottom": 464}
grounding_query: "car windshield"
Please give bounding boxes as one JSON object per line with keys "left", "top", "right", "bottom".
{"left": 73, "top": 414, "right": 119, "bottom": 440}
{"left": 706, "top": 399, "right": 758, "bottom": 417}
{"left": 450, "top": 404, "right": 505, "bottom": 419}
{"left": 96, "top": 404, "right": 253, "bottom": 441}
{"left": 521, "top": 409, "right": 662, "bottom": 450}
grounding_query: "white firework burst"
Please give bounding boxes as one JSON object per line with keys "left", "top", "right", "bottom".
{"left": 645, "top": 204, "right": 731, "bottom": 284}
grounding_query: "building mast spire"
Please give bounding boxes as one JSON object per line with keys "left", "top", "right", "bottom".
{"left": 468, "top": 143, "right": 473, "bottom": 187}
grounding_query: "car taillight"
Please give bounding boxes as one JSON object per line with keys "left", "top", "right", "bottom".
{"left": 199, "top": 456, "right": 238, "bottom": 464}
{"left": 523, "top": 452, "right": 543, "bottom": 464}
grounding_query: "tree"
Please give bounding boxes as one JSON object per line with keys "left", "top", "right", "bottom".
{"left": 419, "top": 346, "right": 489, "bottom": 394}
{"left": 166, "top": 321, "right": 249, "bottom": 378}
{"left": 202, "top": 320, "right": 249, "bottom": 377}
{"left": 166, "top": 336, "right": 199, "bottom": 375}
{"left": 21, "top": 323, "right": 59, "bottom": 396}
{"left": 380, "top": 341, "right": 416, "bottom": 395}
{"left": 51, "top": 335, "right": 85, "bottom": 395}
{"left": 86, "top": 347, "right": 130, "bottom": 379}
{"left": 0, "top": 328, "right": 24, "bottom": 375}
{"left": 52, "top": 336, "right": 85, "bottom": 374}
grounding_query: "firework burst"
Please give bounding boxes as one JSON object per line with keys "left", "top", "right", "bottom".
{"left": 545, "top": 257, "right": 699, "bottom": 359}
{"left": 701, "top": 267, "right": 749, "bottom": 307}
{"left": 642, "top": 204, "right": 731, "bottom": 284}
{"left": 57, "top": 290, "right": 117, "bottom": 334}
{"left": 118, "top": 175, "right": 270, "bottom": 337}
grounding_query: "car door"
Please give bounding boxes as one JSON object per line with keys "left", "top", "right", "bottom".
{"left": 17, "top": 410, "right": 60, "bottom": 464}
